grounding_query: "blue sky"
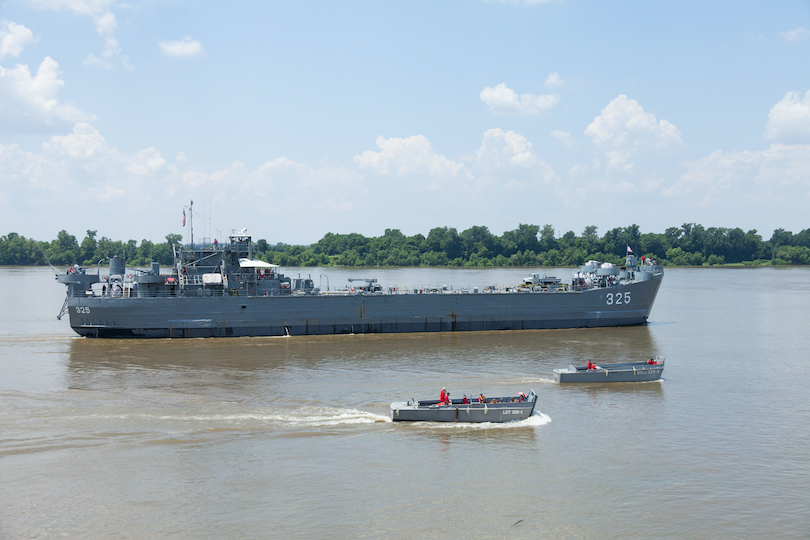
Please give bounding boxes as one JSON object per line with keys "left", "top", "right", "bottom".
{"left": 1, "top": 0, "right": 809, "bottom": 245}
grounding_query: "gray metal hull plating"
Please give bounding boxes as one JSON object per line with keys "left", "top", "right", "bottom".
{"left": 391, "top": 399, "right": 537, "bottom": 423}
{"left": 65, "top": 272, "right": 663, "bottom": 338}
{"left": 554, "top": 360, "right": 665, "bottom": 383}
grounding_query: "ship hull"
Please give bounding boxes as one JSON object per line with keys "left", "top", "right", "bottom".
{"left": 64, "top": 273, "right": 663, "bottom": 338}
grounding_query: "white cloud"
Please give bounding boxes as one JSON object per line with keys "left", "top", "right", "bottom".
{"left": 0, "top": 57, "right": 96, "bottom": 132}
{"left": 470, "top": 128, "right": 558, "bottom": 198}
{"left": 479, "top": 83, "right": 559, "bottom": 115}
{"left": 354, "top": 134, "right": 469, "bottom": 179}
{"left": 764, "top": 90, "right": 810, "bottom": 143}
{"left": 0, "top": 123, "right": 168, "bottom": 208}
{"left": 24, "top": 0, "right": 126, "bottom": 69}
{"left": 0, "top": 20, "right": 35, "bottom": 60}
{"left": 47, "top": 122, "right": 107, "bottom": 157}
{"left": 780, "top": 27, "right": 810, "bottom": 43}
{"left": 551, "top": 130, "right": 576, "bottom": 147}
{"left": 556, "top": 96, "right": 685, "bottom": 210}
{"left": 171, "top": 156, "right": 365, "bottom": 216}
{"left": 41, "top": 123, "right": 167, "bottom": 178}
{"left": 666, "top": 144, "right": 810, "bottom": 209}
{"left": 585, "top": 94, "right": 682, "bottom": 150}
{"left": 25, "top": 0, "right": 116, "bottom": 18}
{"left": 127, "top": 147, "right": 167, "bottom": 175}
{"left": 571, "top": 95, "right": 683, "bottom": 194}
{"left": 476, "top": 128, "right": 537, "bottom": 168}
{"left": 159, "top": 36, "right": 205, "bottom": 58}
{"left": 544, "top": 72, "right": 566, "bottom": 89}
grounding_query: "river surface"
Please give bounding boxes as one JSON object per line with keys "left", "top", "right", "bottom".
{"left": 1, "top": 266, "right": 808, "bottom": 539}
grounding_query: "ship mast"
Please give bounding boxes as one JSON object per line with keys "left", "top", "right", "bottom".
{"left": 184, "top": 199, "right": 194, "bottom": 248}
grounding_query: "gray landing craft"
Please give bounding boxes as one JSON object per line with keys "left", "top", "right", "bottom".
{"left": 56, "top": 230, "right": 664, "bottom": 338}
{"left": 554, "top": 357, "right": 665, "bottom": 383}
{"left": 391, "top": 390, "right": 538, "bottom": 423}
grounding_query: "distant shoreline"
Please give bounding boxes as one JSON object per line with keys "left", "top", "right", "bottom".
{"left": 3, "top": 223, "right": 808, "bottom": 267}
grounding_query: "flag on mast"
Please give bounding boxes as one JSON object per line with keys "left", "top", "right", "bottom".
{"left": 626, "top": 245, "right": 633, "bottom": 253}
{"left": 182, "top": 209, "right": 186, "bottom": 227}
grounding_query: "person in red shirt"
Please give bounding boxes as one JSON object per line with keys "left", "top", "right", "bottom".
{"left": 462, "top": 395, "right": 469, "bottom": 404}
{"left": 440, "top": 387, "right": 446, "bottom": 403}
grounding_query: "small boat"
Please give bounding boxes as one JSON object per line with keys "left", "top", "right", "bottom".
{"left": 554, "top": 356, "right": 665, "bottom": 383}
{"left": 390, "top": 390, "right": 538, "bottom": 422}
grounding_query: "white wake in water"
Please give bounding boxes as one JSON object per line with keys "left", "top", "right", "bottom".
{"left": 86, "top": 406, "right": 390, "bottom": 429}
{"left": 403, "top": 410, "right": 552, "bottom": 430}
{"left": 270, "top": 406, "right": 390, "bottom": 427}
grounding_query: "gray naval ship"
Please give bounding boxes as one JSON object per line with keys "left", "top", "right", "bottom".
{"left": 56, "top": 230, "right": 664, "bottom": 338}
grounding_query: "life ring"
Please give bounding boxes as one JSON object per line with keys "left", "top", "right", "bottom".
{"left": 249, "top": 289, "right": 255, "bottom": 295}
{"left": 127, "top": 274, "right": 133, "bottom": 279}
{"left": 484, "top": 286, "right": 490, "bottom": 292}
{"left": 102, "top": 275, "right": 109, "bottom": 280}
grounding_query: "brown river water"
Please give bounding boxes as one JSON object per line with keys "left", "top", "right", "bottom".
{"left": 0, "top": 266, "right": 808, "bottom": 539}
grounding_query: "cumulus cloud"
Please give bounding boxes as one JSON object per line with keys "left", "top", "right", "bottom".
{"left": 0, "top": 57, "right": 96, "bottom": 132}
{"left": 554, "top": 96, "right": 684, "bottom": 209}
{"left": 468, "top": 128, "right": 559, "bottom": 198}
{"left": 24, "top": 0, "right": 128, "bottom": 69}
{"left": 764, "top": 90, "right": 810, "bottom": 143}
{"left": 47, "top": 122, "right": 107, "bottom": 158}
{"left": 781, "top": 28, "right": 810, "bottom": 43}
{"left": 480, "top": 83, "right": 559, "bottom": 115}
{"left": 170, "top": 156, "right": 364, "bottom": 217}
{"left": 41, "top": 123, "right": 167, "bottom": 177}
{"left": 0, "top": 122, "right": 168, "bottom": 210}
{"left": 585, "top": 95, "right": 682, "bottom": 149}
{"left": 551, "top": 130, "right": 576, "bottom": 147}
{"left": 1, "top": 20, "right": 35, "bottom": 60}
{"left": 476, "top": 128, "right": 537, "bottom": 168}
{"left": 578, "top": 95, "right": 683, "bottom": 179}
{"left": 544, "top": 72, "right": 566, "bottom": 89}
{"left": 159, "top": 36, "right": 205, "bottom": 58}
{"left": 665, "top": 144, "right": 810, "bottom": 211}
{"left": 127, "top": 147, "right": 168, "bottom": 175}
{"left": 354, "top": 134, "right": 469, "bottom": 179}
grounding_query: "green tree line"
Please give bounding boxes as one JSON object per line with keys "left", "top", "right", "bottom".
{"left": 2, "top": 223, "right": 809, "bottom": 267}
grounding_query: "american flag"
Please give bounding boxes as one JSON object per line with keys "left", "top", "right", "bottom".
{"left": 182, "top": 209, "right": 186, "bottom": 227}
{"left": 626, "top": 245, "right": 633, "bottom": 253}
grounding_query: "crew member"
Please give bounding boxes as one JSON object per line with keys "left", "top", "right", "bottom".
{"left": 462, "top": 395, "right": 469, "bottom": 404}
{"left": 440, "top": 387, "right": 446, "bottom": 403}
{"left": 479, "top": 393, "right": 486, "bottom": 403}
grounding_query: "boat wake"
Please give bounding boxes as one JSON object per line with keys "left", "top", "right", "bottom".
{"left": 84, "top": 406, "right": 390, "bottom": 430}
{"left": 408, "top": 410, "right": 552, "bottom": 430}
{"left": 516, "top": 377, "right": 557, "bottom": 384}
{"left": 270, "top": 406, "right": 391, "bottom": 427}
